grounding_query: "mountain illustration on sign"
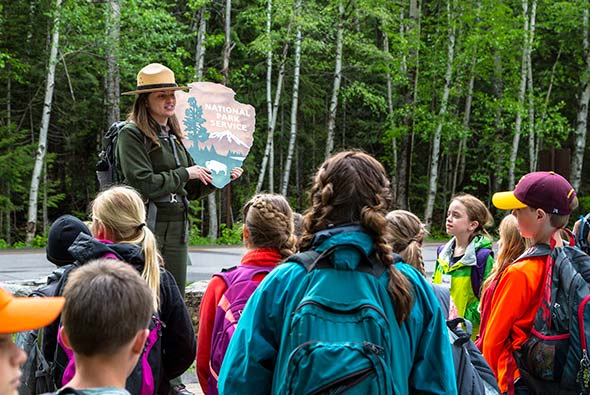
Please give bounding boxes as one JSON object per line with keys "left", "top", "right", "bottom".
{"left": 183, "top": 97, "right": 208, "bottom": 142}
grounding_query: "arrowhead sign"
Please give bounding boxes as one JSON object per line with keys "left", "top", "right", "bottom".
{"left": 175, "top": 82, "right": 255, "bottom": 188}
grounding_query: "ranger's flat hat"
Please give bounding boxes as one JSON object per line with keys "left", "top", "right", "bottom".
{"left": 122, "top": 63, "right": 188, "bottom": 95}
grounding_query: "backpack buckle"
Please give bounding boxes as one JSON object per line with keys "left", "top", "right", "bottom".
{"left": 170, "top": 193, "right": 178, "bottom": 203}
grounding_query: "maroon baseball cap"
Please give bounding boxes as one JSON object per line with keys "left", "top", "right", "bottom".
{"left": 492, "top": 171, "right": 576, "bottom": 215}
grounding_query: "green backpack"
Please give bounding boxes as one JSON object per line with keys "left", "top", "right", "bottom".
{"left": 277, "top": 244, "right": 397, "bottom": 395}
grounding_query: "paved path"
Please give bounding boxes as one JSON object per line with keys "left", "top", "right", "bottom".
{"left": 0, "top": 244, "right": 438, "bottom": 284}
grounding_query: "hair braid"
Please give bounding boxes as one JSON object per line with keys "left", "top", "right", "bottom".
{"left": 243, "top": 194, "right": 297, "bottom": 258}
{"left": 303, "top": 150, "right": 414, "bottom": 323}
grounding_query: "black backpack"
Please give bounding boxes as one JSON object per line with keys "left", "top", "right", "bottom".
{"left": 576, "top": 213, "right": 590, "bottom": 254}
{"left": 17, "top": 265, "right": 76, "bottom": 395}
{"left": 512, "top": 232, "right": 590, "bottom": 394}
{"left": 95, "top": 121, "right": 127, "bottom": 190}
{"left": 431, "top": 284, "right": 500, "bottom": 395}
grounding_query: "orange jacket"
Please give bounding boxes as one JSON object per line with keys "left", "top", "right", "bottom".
{"left": 196, "top": 248, "right": 282, "bottom": 394}
{"left": 482, "top": 255, "right": 546, "bottom": 393}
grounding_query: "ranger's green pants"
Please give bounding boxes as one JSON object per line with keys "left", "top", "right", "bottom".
{"left": 155, "top": 219, "right": 188, "bottom": 297}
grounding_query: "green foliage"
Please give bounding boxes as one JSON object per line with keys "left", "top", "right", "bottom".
{"left": 1, "top": 0, "right": 589, "bottom": 240}
{"left": 217, "top": 223, "right": 243, "bottom": 245}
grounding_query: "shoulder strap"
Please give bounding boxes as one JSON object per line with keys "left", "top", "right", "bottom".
{"left": 56, "top": 387, "right": 86, "bottom": 395}
{"left": 287, "top": 251, "right": 321, "bottom": 272}
{"left": 471, "top": 248, "right": 493, "bottom": 299}
{"left": 431, "top": 284, "right": 451, "bottom": 319}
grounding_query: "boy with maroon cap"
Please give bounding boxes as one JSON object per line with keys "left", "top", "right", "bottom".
{"left": 484, "top": 171, "right": 578, "bottom": 394}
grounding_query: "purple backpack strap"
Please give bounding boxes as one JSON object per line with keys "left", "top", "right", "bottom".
{"left": 207, "top": 265, "right": 273, "bottom": 395}
{"left": 472, "top": 248, "right": 493, "bottom": 299}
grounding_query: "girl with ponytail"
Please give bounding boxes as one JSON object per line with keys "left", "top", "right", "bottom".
{"left": 218, "top": 150, "right": 456, "bottom": 394}
{"left": 63, "top": 185, "right": 195, "bottom": 394}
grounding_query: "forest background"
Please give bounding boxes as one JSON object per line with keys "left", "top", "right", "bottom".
{"left": 1, "top": 0, "right": 590, "bottom": 246}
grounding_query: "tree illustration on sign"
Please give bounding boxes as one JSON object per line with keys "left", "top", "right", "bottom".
{"left": 183, "top": 97, "right": 208, "bottom": 142}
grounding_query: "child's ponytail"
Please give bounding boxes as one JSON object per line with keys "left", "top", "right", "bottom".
{"left": 140, "top": 225, "right": 161, "bottom": 310}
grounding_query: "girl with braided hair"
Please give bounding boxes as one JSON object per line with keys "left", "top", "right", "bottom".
{"left": 218, "top": 150, "right": 455, "bottom": 394}
{"left": 197, "top": 194, "right": 297, "bottom": 395}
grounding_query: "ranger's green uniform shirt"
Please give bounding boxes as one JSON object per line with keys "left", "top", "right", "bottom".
{"left": 115, "top": 122, "right": 214, "bottom": 296}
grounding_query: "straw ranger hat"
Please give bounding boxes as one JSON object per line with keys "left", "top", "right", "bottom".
{"left": 122, "top": 63, "right": 188, "bottom": 95}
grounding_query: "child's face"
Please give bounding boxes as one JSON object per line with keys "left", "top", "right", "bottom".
{"left": 512, "top": 207, "right": 538, "bottom": 238}
{"left": 446, "top": 200, "right": 477, "bottom": 237}
{"left": 0, "top": 334, "right": 26, "bottom": 395}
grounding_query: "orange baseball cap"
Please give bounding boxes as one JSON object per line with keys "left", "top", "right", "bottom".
{"left": 0, "top": 287, "right": 65, "bottom": 333}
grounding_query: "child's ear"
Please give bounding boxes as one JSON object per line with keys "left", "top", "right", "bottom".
{"left": 536, "top": 208, "right": 547, "bottom": 221}
{"left": 242, "top": 224, "right": 250, "bottom": 246}
{"left": 60, "top": 326, "right": 72, "bottom": 350}
{"left": 131, "top": 329, "right": 149, "bottom": 355}
{"left": 469, "top": 220, "right": 479, "bottom": 233}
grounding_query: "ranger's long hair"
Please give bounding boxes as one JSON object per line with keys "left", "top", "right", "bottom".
{"left": 128, "top": 92, "right": 183, "bottom": 146}
{"left": 300, "top": 150, "right": 413, "bottom": 323}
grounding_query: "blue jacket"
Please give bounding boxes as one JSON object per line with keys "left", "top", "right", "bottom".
{"left": 218, "top": 226, "right": 457, "bottom": 394}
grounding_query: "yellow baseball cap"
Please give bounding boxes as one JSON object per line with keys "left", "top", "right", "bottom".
{"left": 0, "top": 287, "right": 64, "bottom": 333}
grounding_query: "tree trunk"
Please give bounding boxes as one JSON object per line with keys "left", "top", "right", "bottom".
{"left": 527, "top": 0, "right": 537, "bottom": 172}
{"left": 195, "top": 6, "right": 207, "bottom": 81}
{"left": 424, "top": 0, "right": 455, "bottom": 230}
{"left": 105, "top": 0, "right": 120, "bottom": 127}
{"left": 26, "top": 0, "right": 62, "bottom": 244}
{"left": 508, "top": 0, "right": 530, "bottom": 189}
{"left": 396, "top": 0, "right": 420, "bottom": 210}
{"left": 453, "top": 56, "right": 476, "bottom": 196}
{"left": 221, "top": 0, "right": 233, "bottom": 228}
{"left": 222, "top": 0, "right": 233, "bottom": 86}
{"left": 572, "top": 6, "right": 590, "bottom": 191}
{"left": 281, "top": 0, "right": 302, "bottom": 196}
{"left": 384, "top": 30, "right": 397, "bottom": 204}
{"left": 256, "top": 13, "right": 291, "bottom": 194}
{"left": 325, "top": 0, "right": 344, "bottom": 159}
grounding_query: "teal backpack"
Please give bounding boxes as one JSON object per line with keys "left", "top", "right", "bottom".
{"left": 277, "top": 244, "right": 398, "bottom": 395}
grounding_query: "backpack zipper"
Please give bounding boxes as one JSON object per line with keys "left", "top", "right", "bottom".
{"left": 294, "top": 300, "right": 389, "bottom": 324}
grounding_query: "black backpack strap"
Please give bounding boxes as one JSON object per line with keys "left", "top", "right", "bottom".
{"left": 287, "top": 251, "right": 321, "bottom": 272}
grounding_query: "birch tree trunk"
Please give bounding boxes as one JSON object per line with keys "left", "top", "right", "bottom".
{"left": 527, "top": 0, "right": 537, "bottom": 172}
{"left": 397, "top": 0, "right": 420, "bottom": 210}
{"left": 105, "top": 0, "right": 120, "bottom": 127}
{"left": 572, "top": 5, "right": 590, "bottom": 191}
{"left": 424, "top": 0, "right": 455, "bottom": 230}
{"left": 195, "top": 6, "right": 207, "bottom": 81}
{"left": 452, "top": 56, "right": 475, "bottom": 196}
{"left": 281, "top": 0, "right": 302, "bottom": 196}
{"left": 325, "top": 0, "right": 344, "bottom": 159}
{"left": 26, "top": 0, "right": 62, "bottom": 244}
{"left": 194, "top": 4, "right": 217, "bottom": 239}
{"left": 384, "top": 30, "right": 397, "bottom": 203}
{"left": 508, "top": 0, "right": 530, "bottom": 189}
{"left": 255, "top": 1, "right": 291, "bottom": 194}
{"left": 220, "top": 0, "right": 234, "bottom": 229}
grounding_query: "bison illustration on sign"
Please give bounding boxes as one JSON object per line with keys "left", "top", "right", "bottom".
{"left": 175, "top": 82, "right": 255, "bottom": 188}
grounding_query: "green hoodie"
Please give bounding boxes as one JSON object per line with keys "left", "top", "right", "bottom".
{"left": 432, "top": 234, "right": 494, "bottom": 326}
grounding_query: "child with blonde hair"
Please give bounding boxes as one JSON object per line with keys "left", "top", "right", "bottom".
{"left": 197, "top": 193, "right": 297, "bottom": 395}
{"left": 386, "top": 210, "right": 427, "bottom": 276}
{"left": 475, "top": 215, "right": 528, "bottom": 351}
{"left": 433, "top": 193, "right": 495, "bottom": 330}
{"left": 49, "top": 186, "right": 195, "bottom": 395}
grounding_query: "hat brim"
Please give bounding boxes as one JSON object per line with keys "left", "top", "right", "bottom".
{"left": 492, "top": 191, "right": 528, "bottom": 211}
{"left": 122, "top": 86, "right": 189, "bottom": 96}
{"left": 0, "top": 292, "right": 64, "bottom": 333}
